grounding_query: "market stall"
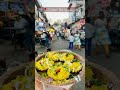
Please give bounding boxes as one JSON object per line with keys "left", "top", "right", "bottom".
{"left": 0, "top": 0, "right": 28, "bottom": 36}
{"left": 71, "top": 19, "right": 85, "bottom": 30}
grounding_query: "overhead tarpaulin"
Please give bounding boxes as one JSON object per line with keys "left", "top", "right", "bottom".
{"left": 71, "top": 19, "right": 85, "bottom": 29}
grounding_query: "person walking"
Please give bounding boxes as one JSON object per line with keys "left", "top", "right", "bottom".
{"left": 44, "top": 32, "right": 51, "bottom": 48}
{"left": 74, "top": 31, "right": 81, "bottom": 50}
{"left": 68, "top": 33, "right": 74, "bottom": 49}
{"left": 80, "top": 29, "right": 85, "bottom": 47}
{"left": 56, "top": 31, "right": 60, "bottom": 39}
{"left": 94, "top": 11, "right": 111, "bottom": 57}
{"left": 85, "top": 17, "right": 94, "bottom": 56}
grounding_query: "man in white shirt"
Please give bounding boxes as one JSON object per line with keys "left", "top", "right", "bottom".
{"left": 85, "top": 17, "right": 94, "bottom": 56}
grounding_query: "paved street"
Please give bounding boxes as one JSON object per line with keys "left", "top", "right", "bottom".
{"left": 35, "top": 36, "right": 85, "bottom": 58}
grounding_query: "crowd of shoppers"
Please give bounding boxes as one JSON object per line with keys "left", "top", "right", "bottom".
{"left": 85, "top": 11, "right": 120, "bottom": 58}
{"left": 68, "top": 30, "right": 85, "bottom": 50}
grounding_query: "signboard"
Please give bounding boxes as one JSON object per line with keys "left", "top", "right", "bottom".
{"left": 69, "top": 0, "right": 84, "bottom": 4}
